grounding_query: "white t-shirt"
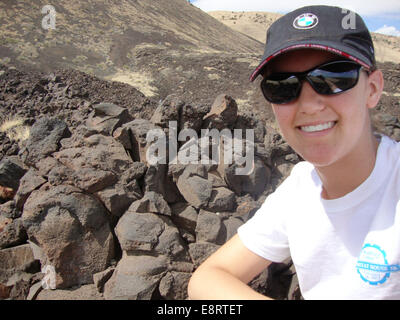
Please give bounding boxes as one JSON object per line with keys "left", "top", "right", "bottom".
{"left": 238, "top": 135, "right": 400, "bottom": 300}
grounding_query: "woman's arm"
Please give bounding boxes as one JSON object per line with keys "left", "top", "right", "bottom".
{"left": 187, "top": 234, "right": 273, "bottom": 300}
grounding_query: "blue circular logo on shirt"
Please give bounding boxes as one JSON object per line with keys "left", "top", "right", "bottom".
{"left": 356, "top": 244, "right": 400, "bottom": 285}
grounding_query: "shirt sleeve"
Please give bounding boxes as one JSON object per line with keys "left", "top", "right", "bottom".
{"left": 237, "top": 168, "right": 299, "bottom": 263}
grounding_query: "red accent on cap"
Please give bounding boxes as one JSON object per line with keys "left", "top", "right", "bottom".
{"left": 250, "top": 43, "right": 371, "bottom": 81}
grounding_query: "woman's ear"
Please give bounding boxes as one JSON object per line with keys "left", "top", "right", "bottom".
{"left": 366, "top": 69, "right": 384, "bottom": 110}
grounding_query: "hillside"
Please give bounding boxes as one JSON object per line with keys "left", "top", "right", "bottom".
{"left": 0, "top": 0, "right": 262, "bottom": 72}
{"left": 1, "top": 3, "right": 399, "bottom": 128}
{"left": 0, "top": 0, "right": 268, "bottom": 115}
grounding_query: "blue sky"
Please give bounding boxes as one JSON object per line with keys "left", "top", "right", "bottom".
{"left": 191, "top": 0, "right": 400, "bottom": 37}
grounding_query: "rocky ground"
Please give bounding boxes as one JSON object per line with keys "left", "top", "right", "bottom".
{"left": 0, "top": 58, "right": 400, "bottom": 300}
{"left": 0, "top": 62, "right": 302, "bottom": 300}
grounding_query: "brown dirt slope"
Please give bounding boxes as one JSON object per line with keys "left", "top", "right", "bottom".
{"left": 0, "top": 0, "right": 263, "bottom": 74}
{"left": 0, "top": 0, "right": 270, "bottom": 113}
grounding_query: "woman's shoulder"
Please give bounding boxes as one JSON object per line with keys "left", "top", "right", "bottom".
{"left": 287, "top": 160, "right": 315, "bottom": 181}
{"left": 274, "top": 160, "right": 317, "bottom": 193}
{"left": 379, "top": 135, "right": 400, "bottom": 164}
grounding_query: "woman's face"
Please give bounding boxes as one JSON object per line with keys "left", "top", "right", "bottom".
{"left": 266, "top": 49, "right": 382, "bottom": 169}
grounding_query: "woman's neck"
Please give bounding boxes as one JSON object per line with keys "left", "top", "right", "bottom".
{"left": 316, "top": 135, "right": 380, "bottom": 200}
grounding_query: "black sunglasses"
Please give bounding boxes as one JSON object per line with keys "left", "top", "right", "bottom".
{"left": 260, "top": 60, "right": 364, "bottom": 104}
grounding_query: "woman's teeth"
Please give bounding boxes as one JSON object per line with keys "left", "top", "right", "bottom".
{"left": 300, "top": 121, "right": 336, "bottom": 133}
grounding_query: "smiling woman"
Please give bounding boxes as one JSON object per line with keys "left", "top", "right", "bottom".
{"left": 265, "top": 49, "right": 382, "bottom": 191}
{"left": 188, "top": 5, "right": 400, "bottom": 300}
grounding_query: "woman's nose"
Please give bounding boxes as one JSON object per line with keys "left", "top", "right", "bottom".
{"left": 296, "top": 81, "right": 326, "bottom": 114}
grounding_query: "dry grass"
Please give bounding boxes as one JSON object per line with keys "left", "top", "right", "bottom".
{"left": 0, "top": 116, "right": 30, "bottom": 145}
{"left": 105, "top": 70, "right": 158, "bottom": 97}
{"left": 0, "top": 117, "right": 24, "bottom": 132}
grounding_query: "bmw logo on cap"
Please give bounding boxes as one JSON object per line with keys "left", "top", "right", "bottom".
{"left": 293, "top": 13, "right": 319, "bottom": 29}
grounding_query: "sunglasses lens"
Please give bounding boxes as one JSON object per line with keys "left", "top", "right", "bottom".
{"left": 261, "top": 75, "right": 300, "bottom": 104}
{"left": 261, "top": 61, "right": 362, "bottom": 104}
{"left": 308, "top": 62, "right": 360, "bottom": 95}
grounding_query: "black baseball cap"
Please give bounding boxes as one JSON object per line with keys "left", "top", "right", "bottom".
{"left": 250, "top": 5, "right": 376, "bottom": 81}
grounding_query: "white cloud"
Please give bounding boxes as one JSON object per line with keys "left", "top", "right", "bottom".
{"left": 192, "top": 0, "right": 400, "bottom": 17}
{"left": 375, "top": 25, "right": 400, "bottom": 37}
